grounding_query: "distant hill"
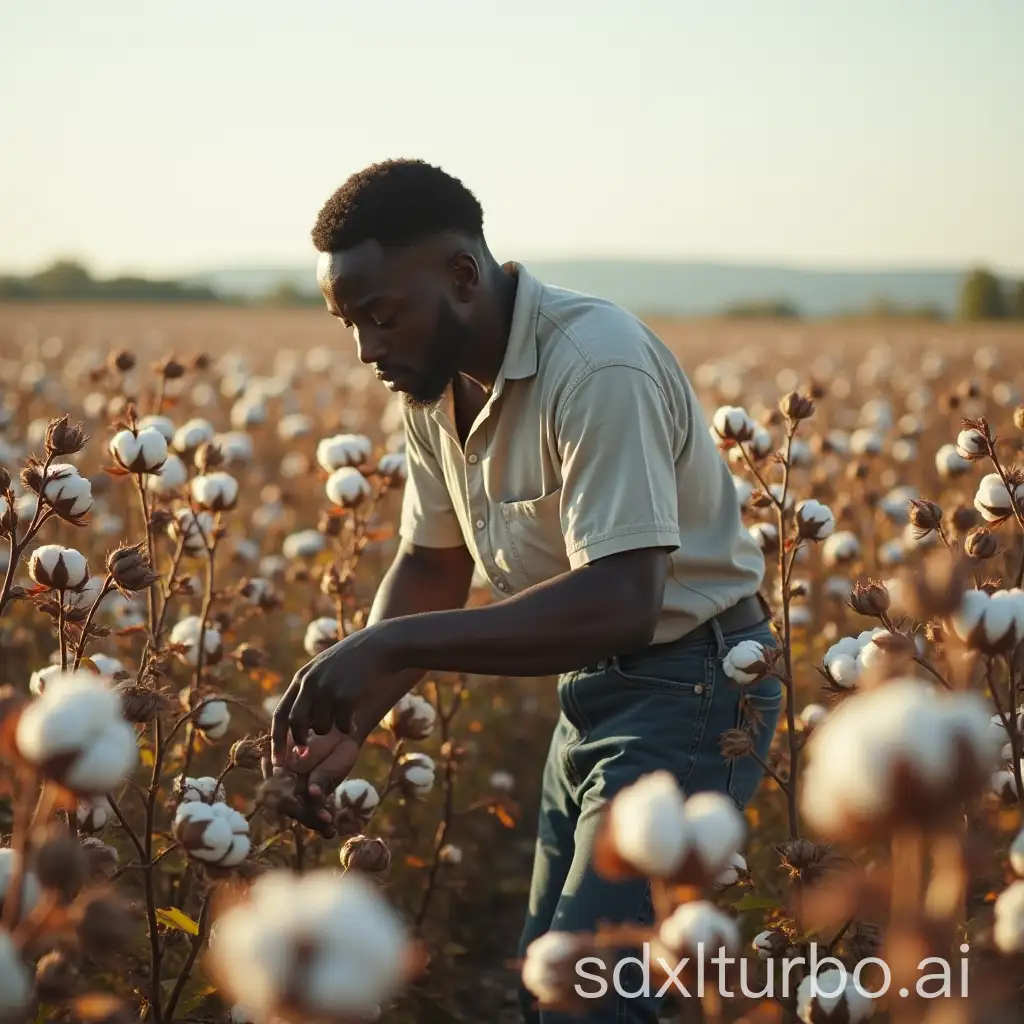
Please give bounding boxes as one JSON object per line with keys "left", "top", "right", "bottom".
{"left": 185, "top": 259, "right": 971, "bottom": 318}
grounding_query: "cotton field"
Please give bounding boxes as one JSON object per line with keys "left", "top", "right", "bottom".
{"left": 1, "top": 304, "right": 1023, "bottom": 1023}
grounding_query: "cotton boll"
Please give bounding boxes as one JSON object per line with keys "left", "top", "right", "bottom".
{"left": 608, "top": 771, "right": 688, "bottom": 877}
{"left": 207, "top": 870, "right": 409, "bottom": 1021}
{"left": 15, "top": 671, "right": 138, "bottom": 796}
{"left": 317, "top": 434, "right": 373, "bottom": 472}
{"left": 796, "top": 967, "right": 874, "bottom": 1023}
{"left": 398, "top": 753, "right": 435, "bottom": 798}
{"left": 174, "top": 418, "right": 216, "bottom": 453}
{"left": 148, "top": 453, "right": 188, "bottom": 496}
{"left": 195, "top": 699, "right": 231, "bottom": 740}
{"left": 800, "top": 679, "right": 1002, "bottom": 840}
{"left": 326, "top": 467, "right": 372, "bottom": 508}
{"left": 282, "top": 530, "right": 325, "bottom": 560}
{"left": 29, "top": 544, "right": 89, "bottom": 590}
{"left": 110, "top": 427, "right": 169, "bottom": 474}
{"left": 304, "top": 618, "right": 340, "bottom": 658}
{"left": 656, "top": 901, "right": 741, "bottom": 961}
{"left": 42, "top": 464, "right": 93, "bottom": 518}
{"left": 192, "top": 471, "right": 239, "bottom": 512}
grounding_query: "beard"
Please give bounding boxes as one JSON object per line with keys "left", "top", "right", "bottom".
{"left": 398, "top": 299, "right": 472, "bottom": 409}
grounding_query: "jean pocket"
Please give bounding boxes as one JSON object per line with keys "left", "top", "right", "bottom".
{"left": 611, "top": 651, "right": 710, "bottom": 695}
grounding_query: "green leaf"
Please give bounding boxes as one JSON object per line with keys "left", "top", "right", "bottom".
{"left": 732, "top": 893, "right": 784, "bottom": 912}
{"left": 155, "top": 906, "right": 199, "bottom": 935}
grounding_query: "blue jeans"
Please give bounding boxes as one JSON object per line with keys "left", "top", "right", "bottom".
{"left": 517, "top": 617, "right": 782, "bottom": 1024}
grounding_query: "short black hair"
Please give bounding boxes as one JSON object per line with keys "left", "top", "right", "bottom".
{"left": 311, "top": 158, "right": 484, "bottom": 252}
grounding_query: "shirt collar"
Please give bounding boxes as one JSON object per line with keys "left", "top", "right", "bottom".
{"left": 428, "top": 261, "right": 541, "bottom": 441}
{"left": 496, "top": 261, "right": 541, "bottom": 383}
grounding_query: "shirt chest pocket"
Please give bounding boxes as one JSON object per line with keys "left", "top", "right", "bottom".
{"left": 497, "top": 487, "right": 568, "bottom": 586}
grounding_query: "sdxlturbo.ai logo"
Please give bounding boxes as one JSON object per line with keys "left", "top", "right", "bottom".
{"left": 571, "top": 942, "right": 971, "bottom": 1001}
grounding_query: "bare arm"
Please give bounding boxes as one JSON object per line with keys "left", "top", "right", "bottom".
{"left": 374, "top": 547, "right": 666, "bottom": 679}
{"left": 349, "top": 538, "right": 475, "bottom": 739}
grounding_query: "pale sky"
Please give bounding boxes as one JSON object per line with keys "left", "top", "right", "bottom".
{"left": 2, "top": 0, "right": 1022, "bottom": 277}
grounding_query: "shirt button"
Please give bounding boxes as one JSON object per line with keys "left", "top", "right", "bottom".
{"left": 467, "top": 454, "right": 479, "bottom": 464}
{"left": 475, "top": 518, "right": 485, "bottom": 530}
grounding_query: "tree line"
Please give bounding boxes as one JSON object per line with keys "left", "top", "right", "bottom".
{"left": 2, "top": 259, "right": 1023, "bottom": 320}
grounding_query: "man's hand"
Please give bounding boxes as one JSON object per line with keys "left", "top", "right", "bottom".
{"left": 270, "top": 626, "right": 395, "bottom": 765}
{"left": 260, "top": 727, "right": 363, "bottom": 838}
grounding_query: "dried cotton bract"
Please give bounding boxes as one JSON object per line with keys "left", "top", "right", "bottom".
{"left": 206, "top": 869, "right": 410, "bottom": 1022}
{"left": 800, "top": 678, "right": 1001, "bottom": 840}
{"left": 15, "top": 670, "right": 138, "bottom": 796}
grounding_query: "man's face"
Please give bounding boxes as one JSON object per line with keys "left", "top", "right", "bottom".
{"left": 317, "top": 239, "right": 474, "bottom": 408}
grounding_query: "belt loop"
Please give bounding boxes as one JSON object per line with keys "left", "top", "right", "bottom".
{"left": 710, "top": 616, "right": 727, "bottom": 658}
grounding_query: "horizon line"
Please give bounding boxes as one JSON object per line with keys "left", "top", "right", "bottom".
{"left": 3, "top": 254, "right": 1023, "bottom": 279}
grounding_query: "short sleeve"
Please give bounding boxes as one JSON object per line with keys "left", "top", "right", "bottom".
{"left": 557, "top": 364, "right": 682, "bottom": 569}
{"left": 398, "top": 408, "right": 465, "bottom": 548}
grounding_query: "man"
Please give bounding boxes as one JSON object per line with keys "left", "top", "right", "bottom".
{"left": 269, "top": 158, "right": 783, "bottom": 1023}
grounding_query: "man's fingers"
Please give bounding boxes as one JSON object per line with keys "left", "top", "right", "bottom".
{"left": 269, "top": 679, "right": 301, "bottom": 767}
{"left": 261, "top": 762, "right": 336, "bottom": 838}
{"left": 331, "top": 691, "right": 357, "bottom": 737}
{"left": 307, "top": 736, "right": 360, "bottom": 800}
{"left": 281, "top": 795, "right": 336, "bottom": 838}
{"left": 288, "top": 674, "right": 317, "bottom": 748}
{"left": 310, "top": 677, "right": 335, "bottom": 738}
{"left": 284, "top": 728, "right": 348, "bottom": 773}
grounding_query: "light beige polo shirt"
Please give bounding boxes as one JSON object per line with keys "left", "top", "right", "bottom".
{"left": 398, "top": 262, "right": 765, "bottom": 644}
